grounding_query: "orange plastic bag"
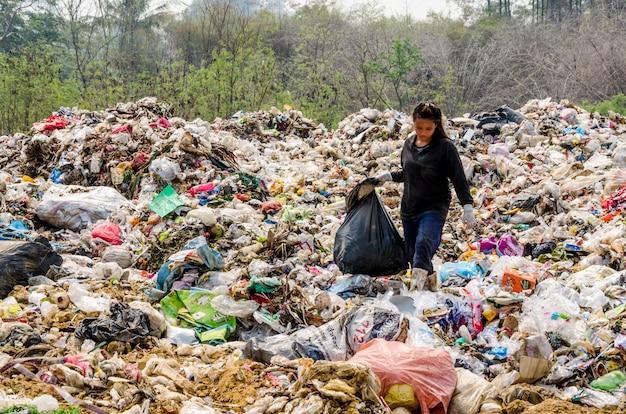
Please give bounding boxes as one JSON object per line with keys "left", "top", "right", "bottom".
{"left": 349, "top": 338, "right": 457, "bottom": 414}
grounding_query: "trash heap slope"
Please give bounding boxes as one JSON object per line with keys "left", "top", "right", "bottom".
{"left": 0, "top": 97, "right": 625, "bottom": 414}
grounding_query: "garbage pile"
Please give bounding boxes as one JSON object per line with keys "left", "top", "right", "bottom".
{"left": 0, "top": 96, "right": 626, "bottom": 414}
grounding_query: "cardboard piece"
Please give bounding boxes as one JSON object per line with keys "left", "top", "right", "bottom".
{"left": 517, "top": 356, "right": 552, "bottom": 383}
{"left": 502, "top": 267, "right": 539, "bottom": 293}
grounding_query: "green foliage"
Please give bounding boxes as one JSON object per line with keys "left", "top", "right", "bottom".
{"left": 367, "top": 38, "right": 425, "bottom": 110}
{"left": 151, "top": 60, "right": 196, "bottom": 119}
{"left": 2, "top": 0, "right": 625, "bottom": 133}
{"left": 77, "top": 61, "right": 128, "bottom": 109}
{"left": 146, "top": 44, "right": 283, "bottom": 122}
{"left": 582, "top": 94, "right": 626, "bottom": 117}
{"left": 0, "top": 9, "right": 61, "bottom": 52}
{"left": 0, "top": 404, "right": 81, "bottom": 414}
{"left": 0, "top": 48, "right": 81, "bottom": 133}
{"left": 111, "top": 0, "right": 171, "bottom": 79}
{"left": 291, "top": 69, "right": 350, "bottom": 128}
{"left": 280, "top": 1, "right": 349, "bottom": 126}
{"left": 416, "top": 65, "right": 468, "bottom": 117}
{"left": 445, "top": 15, "right": 502, "bottom": 47}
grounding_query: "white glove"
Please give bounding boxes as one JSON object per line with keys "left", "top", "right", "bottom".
{"left": 462, "top": 204, "right": 476, "bottom": 228}
{"left": 376, "top": 172, "right": 392, "bottom": 185}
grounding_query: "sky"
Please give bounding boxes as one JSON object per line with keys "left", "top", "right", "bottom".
{"left": 338, "top": 0, "right": 458, "bottom": 20}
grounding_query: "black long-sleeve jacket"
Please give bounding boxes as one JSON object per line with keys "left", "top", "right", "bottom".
{"left": 390, "top": 135, "right": 473, "bottom": 220}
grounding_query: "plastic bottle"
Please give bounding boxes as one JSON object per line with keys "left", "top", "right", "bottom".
{"left": 589, "top": 370, "right": 626, "bottom": 391}
{"left": 461, "top": 280, "right": 484, "bottom": 336}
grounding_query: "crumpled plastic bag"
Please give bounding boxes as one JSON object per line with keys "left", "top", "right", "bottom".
{"left": 448, "top": 368, "right": 491, "bottom": 414}
{"left": 349, "top": 338, "right": 457, "bottom": 414}
{"left": 36, "top": 185, "right": 132, "bottom": 232}
{"left": 243, "top": 334, "right": 304, "bottom": 363}
{"left": 243, "top": 305, "right": 405, "bottom": 363}
{"left": 0, "top": 237, "right": 62, "bottom": 299}
{"left": 75, "top": 302, "right": 151, "bottom": 343}
{"left": 91, "top": 222, "right": 123, "bottom": 245}
{"left": 155, "top": 235, "right": 225, "bottom": 295}
{"left": 293, "top": 305, "right": 405, "bottom": 361}
{"left": 333, "top": 180, "right": 406, "bottom": 276}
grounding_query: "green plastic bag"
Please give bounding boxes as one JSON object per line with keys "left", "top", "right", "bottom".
{"left": 590, "top": 370, "right": 626, "bottom": 391}
{"left": 148, "top": 185, "right": 185, "bottom": 217}
{"left": 160, "top": 289, "right": 236, "bottom": 344}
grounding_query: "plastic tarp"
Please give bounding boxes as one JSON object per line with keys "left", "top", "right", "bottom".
{"left": 349, "top": 338, "right": 457, "bottom": 414}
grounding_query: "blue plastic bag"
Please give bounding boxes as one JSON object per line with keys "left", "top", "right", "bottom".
{"left": 155, "top": 236, "right": 224, "bottom": 294}
{"left": 439, "top": 261, "right": 482, "bottom": 282}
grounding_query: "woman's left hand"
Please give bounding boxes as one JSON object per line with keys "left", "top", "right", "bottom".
{"left": 462, "top": 205, "right": 476, "bottom": 228}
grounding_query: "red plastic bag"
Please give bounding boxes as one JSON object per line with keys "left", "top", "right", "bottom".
{"left": 32, "top": 115, "right": 69, "bottom": 132}
{"left": 349, "top": 338, "right": 457, "bottom": 414}
{"left": 91, "top": 222, "right": 123, "bottom": 245}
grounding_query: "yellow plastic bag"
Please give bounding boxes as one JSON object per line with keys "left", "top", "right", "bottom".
{"left": 384, "top": 383, "right": 419, "bottom": 411}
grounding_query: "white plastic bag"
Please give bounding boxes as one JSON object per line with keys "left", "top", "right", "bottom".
{"left": 148, "top": 158, "right": 181, "bottom": 182}
{"left": 210, "top": 295, "right": 259, "bottom": 318}
{"left": 448, "top": 368, "right": 491, "bottom": 414}
{"left": 584, "top": 152, "right": 612, "bottom": 171}
{"left": 67, "top": 283, "right": 110, "bottom": 313}
{"left": 36, "top": 185, "right": 132, "bottom": 232}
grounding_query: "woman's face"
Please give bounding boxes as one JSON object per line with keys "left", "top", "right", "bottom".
{"left": 413, "top": 118, "right": 436, "bottom": 141}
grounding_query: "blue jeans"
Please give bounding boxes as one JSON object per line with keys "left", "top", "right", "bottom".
{"left": 402, "top": 213, "right": 445, "bottom": 273}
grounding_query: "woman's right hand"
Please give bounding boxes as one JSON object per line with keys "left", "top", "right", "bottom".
{"left": 375, "top": 172, "right": 392, "bottom": 185}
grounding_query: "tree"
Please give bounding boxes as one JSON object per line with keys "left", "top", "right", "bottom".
{"left": 367, "top": 37, "right": 425, "bottom": 110}
{"left": 107, "top": 0, "right": 172, "bottom": 79}
{"left": 53, "top": 0, "right": 110, "bottom": 94}
{"left": 282, "top": 1, "right": 351, "bottom": 125}
{"left": 0, "top": 48, "right": 80, "bottom": 133}
{"left": 340, "top": 3, "right": 397, "bottom": 109}
{"left": 0, "top": 0, "right": 58, "bottom": 52}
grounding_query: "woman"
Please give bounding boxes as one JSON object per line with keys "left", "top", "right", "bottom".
{"left": 376, "top": 101, "right": 475, "bottom": 291}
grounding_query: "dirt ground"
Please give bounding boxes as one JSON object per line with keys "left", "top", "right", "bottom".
{"left": 505, "top": 399, "right": 623, "bottom": 414}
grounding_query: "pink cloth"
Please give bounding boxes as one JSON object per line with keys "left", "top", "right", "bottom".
{"left": 349, "top": 338, "right": 457, "bottom": 414}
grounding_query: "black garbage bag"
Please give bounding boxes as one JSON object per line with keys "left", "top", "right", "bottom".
{"left": 0, "top": 323, "right": 42, "bottom": 347}
{"left": 496, "top": 105, "right": 526, "bottom": 124}
{"left": 0, "top": 238, "right": 63, "bottom": 299}
{"left": 333, "top": 181, "right": 406, "bottom": 276}
{"left": 473, "top": 105, "right": 526, "bottom": 130}
{"left": 75, "top": 302, "right": 151, "bottom": 344}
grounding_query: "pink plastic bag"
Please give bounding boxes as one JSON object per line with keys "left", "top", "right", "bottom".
{"left": 477, "top": 235, "right": 497, "bottom": 253}
{"left": 496, "top": 233, "right": 523, "bottom": 256}
{"left": 349, "top": 339, "right": 457, "bottom": 414}
{"left": 91, "top": 222, "right": 123, "bottom": 245}
{"left": 188, "top": 182, "right": 215, "bottom": 196}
